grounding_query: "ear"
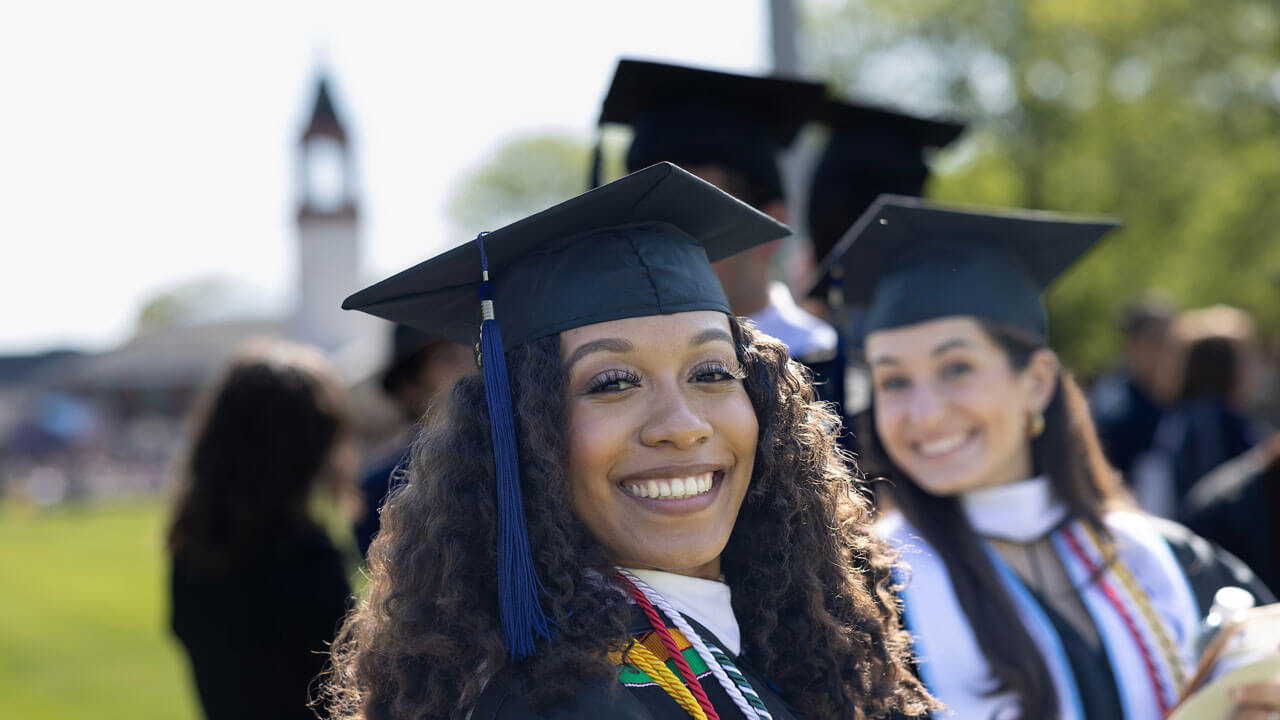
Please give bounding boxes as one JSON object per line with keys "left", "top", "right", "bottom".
{"left": 1021, "top": 348, "right": 1060, "bottom": 414}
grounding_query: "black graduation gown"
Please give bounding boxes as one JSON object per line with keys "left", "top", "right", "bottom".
{"left": 1153, "top": 397, "right": 1265, "bottom": 504}
{"left": 170, "top": 525, "right": 351, "bottom": 720}
{"left": 1182, "top": 445, "right": 1280, "bottom": 597}
{"left": 883, "top": 519, "right": 1274, "bottom": 720}
{"left": 472, "top": 610, "right": 799, "bottom": 719}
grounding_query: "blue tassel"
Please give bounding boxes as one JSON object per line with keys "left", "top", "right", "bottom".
{"left": 475, "top": 233, "right": 557, "bottom": 659}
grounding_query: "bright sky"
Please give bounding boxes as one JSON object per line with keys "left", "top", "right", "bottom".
{"left": 0, "top": 1, "right": 769, "bottom": 354}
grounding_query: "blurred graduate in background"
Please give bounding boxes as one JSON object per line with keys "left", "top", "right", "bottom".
{"left": 592, "top": 59, "right": 841, "bottom": 388}
{"left": 804, "top": 98, "right": 965, "bottom": 418}
{"left": 1090, "top": 294, "right": 1176, "bottom": 483}
{"left": 167, "top": 339, "right": 357, "bottom": 720}
{"left": 1183, "top": 431, "right": 1280, "bottom": 597}
{"left": 353, "top": 325, "right": 473, "bottom": 556}
{"left": 1132, "top": 305, "right": 1269, "bottom": 519}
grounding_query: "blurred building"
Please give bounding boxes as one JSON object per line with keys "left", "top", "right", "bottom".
{"left": 293, "top": 78, "right": 369, "bottom": 354}
{"left": 1, "top": 76, "right": 398, "bottom": 503}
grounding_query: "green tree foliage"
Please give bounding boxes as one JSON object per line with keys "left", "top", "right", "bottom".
{"left": 447, "top": 133, "right": 591, "bottom": 237}
{"left": 803, "top": 0, "right": 1280, "bottom": 376}
{"left": 134, "top": 277, "right": 249, "bottom": 337}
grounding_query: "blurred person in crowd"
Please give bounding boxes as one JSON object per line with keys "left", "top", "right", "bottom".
{"left": 804, "top": 98, "right": 965, "bottom": 418}
{"left": 1090, "top": 293, "right": 1176, "bottom": 480}
{"left": 353, "top": 324, "right": 473, "bottom": 556}
{"left": 1248, "top": 327, "right": 1280, "bottom": 428}
{"left": 592, "top": 60, "right": 841, "bottom": 387}
{"left": 1135, "top": 305, "right": 1269, "bottom": 517}
{"left": 1183, "top": 431, "right": 1280, "bottom": 596}
{"left": 838, "top": 196, "right": 1273, "bottom": 719}
{"left": 322, "top": 165, "right": 936, "bottom": 719}
{"left": 167, "top": 339, "right": 356, "bottom": 720}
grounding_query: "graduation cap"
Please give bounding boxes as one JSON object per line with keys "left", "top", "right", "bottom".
{"left": 379, "top": 324, "right": 446, "bottom": 395}
{"left": 819, "top": 194, "right": 1120, "bottom": 341}
{"left": 593, "top": 58, "right": 826, "bottom": 207}
{"left": 807, "top": 99, "right": 967, "bottom": 268}
{"left": 343, "top": 162, "right": 789, "bottom": 658}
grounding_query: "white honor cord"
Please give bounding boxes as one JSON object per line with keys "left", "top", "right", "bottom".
{"left": 617, "top": 569, "right": 766, "bottom": 720}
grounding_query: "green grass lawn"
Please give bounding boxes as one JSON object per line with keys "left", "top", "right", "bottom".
{"left": 0, "top": 499, "right": 201, "bottom": 720}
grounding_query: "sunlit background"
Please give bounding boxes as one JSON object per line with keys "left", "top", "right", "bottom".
{"left": 3, "top": 0, "right": 1280, "bottom": 717}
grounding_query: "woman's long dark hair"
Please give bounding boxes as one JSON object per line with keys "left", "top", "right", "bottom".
{"left": 857, "top": 321, "right": 1125, "bottom": 720}
{"left": 167, "top": 338, "right": 355, "bottom": 575}
{"left": 1178, "top": 335, "right": 1241, "bottom": 401}
{"left": 323, "top": 317, "right": 937, "bottom": 719}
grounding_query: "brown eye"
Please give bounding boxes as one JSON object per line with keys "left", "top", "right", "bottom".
{"left": 691, "top": 361, "right": 740, "bottom": 383}
{"left": 586, "top": 369, "right": 641, "bottom": 394}
{"left": 876, "top": 375, "right": 910, "bottom": 393}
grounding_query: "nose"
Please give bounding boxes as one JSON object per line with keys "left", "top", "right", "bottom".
{"left": 906, "top": 384, "right": 946, "bottom": 428}
{"left": 639, "top": 382, "right": 713, "bottom": 450}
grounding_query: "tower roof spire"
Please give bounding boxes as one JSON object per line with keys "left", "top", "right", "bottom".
{"left": 302, "top": 76, "right": 346, "bottom": 143}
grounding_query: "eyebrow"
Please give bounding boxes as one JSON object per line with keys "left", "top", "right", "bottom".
{"left": 691, "top": 327, "right": 735, "bottom": 348}
{"left": 565, "top": 338, "right": 635, "bottom": 371}
{"left": 564, "top": 327, "right": 734, "bottom": 371}
{"left": 869, "top": 337, "right": 973, "bottom": 367}
{"left": 932, "top": 338, "right": 972, "bottom": 356}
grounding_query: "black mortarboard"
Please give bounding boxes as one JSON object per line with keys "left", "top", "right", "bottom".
{"left": 594, "top": 59, "right": 826, "bottom": 206}
{"left": 343, "top": 162, "right": 789, "bottom": 658}
{"left": 807, "top": 99, "right": 967, "bottom": 265}
{"left": 822, "top": 194, "right": 1119, "bottom": 341}
{"left": 380, "top": 324, "right": 444, "bottom": 395}
{"left": 346, "top": 162, "right": 788, "bottom": 347}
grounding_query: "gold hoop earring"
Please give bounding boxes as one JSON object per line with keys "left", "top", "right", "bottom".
{"left": 1028, "top": 412, "right": 1045, "bottom": 438}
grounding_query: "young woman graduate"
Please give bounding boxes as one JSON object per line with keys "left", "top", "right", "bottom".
{"left": 321, "top": 163, "right": 937, "bottom": 720}
{"left": 822, "top": 195, "right": 1277, "bottom": 720}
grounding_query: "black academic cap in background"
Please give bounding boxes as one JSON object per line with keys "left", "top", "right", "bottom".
{"left": 344, "top": 162, "right": 790, "bottom": 348}
{"left": 595, "top": 59, "right": 826, "bottom": 207}
{"left": 380, "top": 324, "right": 444, "bottom": 395}
{"left": 807, "top": 99, "right": 967, "bottom": 264}
{"left": 823, "top": 194, "right": 1119, "bottom": 341}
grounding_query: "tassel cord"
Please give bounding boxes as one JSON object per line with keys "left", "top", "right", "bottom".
{"left": 476, "top": 232, "right": 555, "bottom": 658}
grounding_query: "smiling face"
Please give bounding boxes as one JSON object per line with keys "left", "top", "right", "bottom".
{"left": 561, "top": 310, "right": 758, "bottom": 580}
{"left": 866, "top": 316, "right": 1057, "bottom": 497}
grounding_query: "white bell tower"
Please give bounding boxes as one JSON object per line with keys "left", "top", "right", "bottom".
{"left": 293, "top": 76, "right": 361, "bottom": 351}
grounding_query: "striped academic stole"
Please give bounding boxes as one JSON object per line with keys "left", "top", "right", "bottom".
{"left": 885, "top": 510, "right": 1201, "bottom": 720}
{"left": 1052, "top": 513, "right": 1199, "bottom": 717}
{"left": 610, "top": 627, "right": 713, "bottom": 688}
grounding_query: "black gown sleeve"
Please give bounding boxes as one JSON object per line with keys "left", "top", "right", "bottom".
{"left": 1148, "top": 517, "right": 1276, "bottom": 614}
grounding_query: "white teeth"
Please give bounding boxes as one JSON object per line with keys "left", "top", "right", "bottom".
{"left": 918, "top": 434, "right": 968, "bottom": 457}
{"left": 622, "top": 472, "right": 716, "bottom": 500}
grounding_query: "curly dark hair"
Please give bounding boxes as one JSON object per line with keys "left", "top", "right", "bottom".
{"left": 322, "top": 317, "right": 937, "bottom": 719}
